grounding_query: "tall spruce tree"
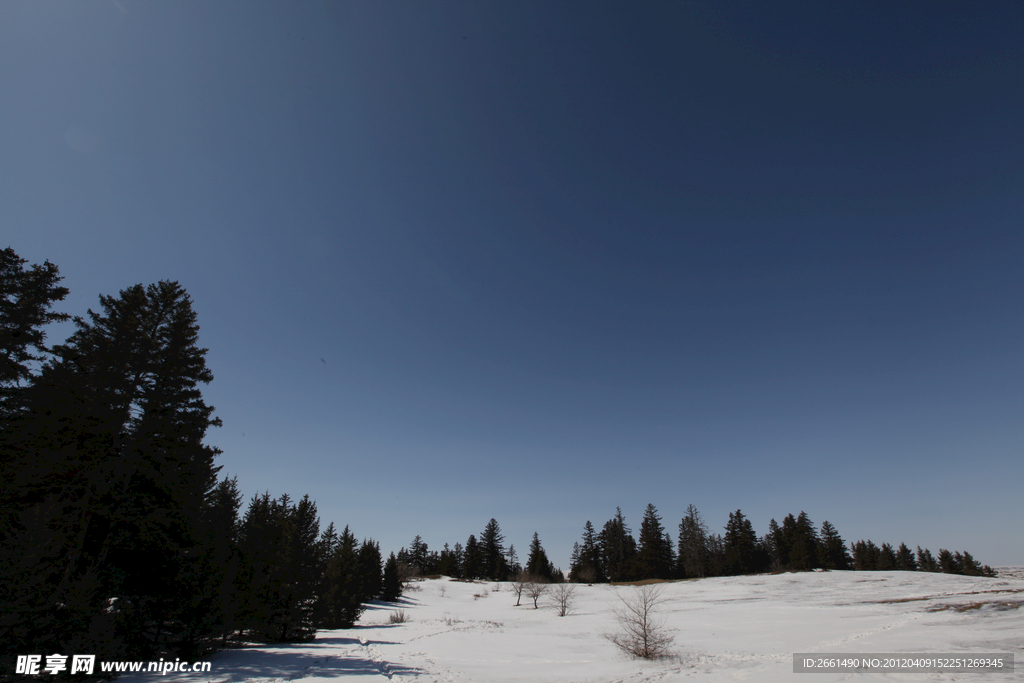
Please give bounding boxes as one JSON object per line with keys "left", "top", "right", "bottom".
{"left": 677, "top": 505, "right": 709, "bottom": 578}
{"left": 788, "top": 512, "right": 819, "bottom": 570}
{"left": 724, "top": 510, "right": 758, "bottom": 575}
{"left": 895, "top": 543, "right": 917, "bottom": 571}
{"left": 480, "top": 518, "right": 510, "bottom": 580}
{"left": 381, "top": 553, "right": 402, "bottom": 601}
{"left": 526, "top": 532, "right": 554, "bottom": 581}
{"left": 600, "top": 508, "right": 637, "bottom": 582}
{"left": 463, "top": 534, "right": 482, "bottom": 580}
{"left": 570, "top": 521, "right": 606, "bottom": 583}
{"left": 637, "top": 504, "right": 672, "bottom": 580}
{"left": 817, "top": 521, "right": 850, "bottom": 570}
{"left": 0, "top": 247, "right": 69, "bottom": 425}
{"left": 1, "top": 280, "right": 222, "bottom": 660}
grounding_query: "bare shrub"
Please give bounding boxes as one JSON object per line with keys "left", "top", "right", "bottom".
{"left": 552, "top": 582, "right": 577, "bottom": 617}
{"left": 388, "top": 610, "right": 409, "bottom": 624}
{"left": 604, "top": 584, "right": 674, "bottom": 659}
{"left": 397, "top": 562, "right": 418, "bottom": 586}
{"left": 511, "top": 570, "right": 529, "bottom": 606}
{"left": 525, "top": 577, "right": 549, "bottom": 609}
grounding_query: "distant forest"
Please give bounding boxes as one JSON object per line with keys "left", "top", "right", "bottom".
{"left": 0, "top": 248, "right": 996, "bottom": 670}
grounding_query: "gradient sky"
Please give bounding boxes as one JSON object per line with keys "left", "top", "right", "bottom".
{"left": 3, "top": 1, "right": 1022, "bottom": 569}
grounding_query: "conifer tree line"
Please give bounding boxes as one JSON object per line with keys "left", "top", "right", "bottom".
{"left": 0, "top": 249, "right": 391, "bottom": 670}
{"left": 392, "top": 519, "right": 564, "bottom": 583}
{"left": 564, "top": 504, "right": 995, "bottom": 582}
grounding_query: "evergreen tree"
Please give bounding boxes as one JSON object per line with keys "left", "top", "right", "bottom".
{"left": 677, "top": 505, "right": 709, "bottom": 578}
{"left": 705, "top": 532, "right": 726, "bottom": 577}
{"left": 462, "top": 534, "right": 482, "bottom": 579}
{"left": 191, "top": 475, "right": 244, "bottom": 649}
{"left": 878, "top": 543, "right": 897, "bottom": 571}
{"left": 724, "top": 510, "right": 758, "bottom": 575}
{"left": 600, "top": 508, "right": 637, "bottom": 582}
{"left": 408, "top": 535, "right": 429, "bottom": 575}
{"left": 817, "top": 521, "right": 850, "bottom": 570}
{"left": 452, "top": 542, "right": 465, "bottom": 579}
{"left": 480, "top": 518, "right": 510, "bottom": 580}
{"left": 937, "top": 549, "right": 960, "bottom": 574}
{"left": 315, "top": 524, "right": 364, "bottom": 630}
{"left": 569, "top": 542, "right": 582, "bottom": 580}
{"left": 357, "top": 540, "right": 383, "bottom": 600}
{"left": 959, "top": 551, "right": 982, "bottom": 576}
{"left": 1, "top": 280, "right": 222, "bottom": 660}
{"left": 437, "top": 543, "right": 459, "bottom": 577}
{"left": 526, "top": 532, "right": 554, "bottom": 581}
{"left": 765, "top": 519, "right": 783, "bottom": 570}
{"left": 788, "top": 512, "right": 819, "bottom": 570}
{"left": 916, "top": 546, "right": 938, "bottom": 572}
{"left": 506, "top": 544, "right": 522, "bottom": 577}
{"left": 0, "top": 247, "right": 70, "bottom": 423}
{"left": 381, "top": 553, "right": 402, "bottom": 601}
{"left": 895, "top": 543, "right": 917, "bottom": 571}
{"left": 637, "top": 504, "right": 672, "bottom": 580}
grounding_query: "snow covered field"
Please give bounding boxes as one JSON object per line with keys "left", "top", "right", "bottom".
{"left": 124, "top": 570, "right": 1022, "bottom": 683}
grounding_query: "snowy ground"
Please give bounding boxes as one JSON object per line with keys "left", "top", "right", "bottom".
{"left": 123, "top": 569, "right": 1023, "bottom": 682}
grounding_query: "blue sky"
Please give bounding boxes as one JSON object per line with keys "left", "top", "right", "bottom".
{"left": 3, "top": 1, "right": 1022, "bottom": 569}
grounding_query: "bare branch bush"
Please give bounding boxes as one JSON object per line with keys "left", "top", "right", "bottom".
{"left": 604, "top": 584, "right": 675, "bottom": 659}
{"left": 525, "top": 577, "right": 549, "bottom": 609}
{"left": 511, "top": 570, "right": 529, "bottom": 606}
{"left": 551, "top": 582, "right": 577, "bottom": 617}
{"left": 397, "top": 562, "right": 418, "bottom": 588}
{"left": 388, "top": 610, "right": 409, "bottom": 624}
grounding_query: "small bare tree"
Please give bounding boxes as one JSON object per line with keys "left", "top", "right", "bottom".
{"left": 605, "top": 584, "right": 674, "bottom": 659}
{"left": 511, "top": 570, "right": 529, "bottom": 606}
{"left": 525, "top": 577, "right": 549, "bottom": 609}
{"left": 551, "top": 582, "right": 577, "bottom": 617}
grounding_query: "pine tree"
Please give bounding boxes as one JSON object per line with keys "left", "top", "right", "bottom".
{"left": 463, "top": 534, "right": 482, "bottom": 580}
{"left": 506, "top": 544, "right": 521, "bottom": 577}
{"left": 381, "top": 553, "right": 402, "bottom": 601}
{"left": 0, "top": 247, "right": 70, "bottom": 422}
{"left": 189, "top": 475, "right": 244, "bottom": 649}
{"left": 878, "top": 543, "right": 897, "bottom": 571}
{"left": 356, "top": 540, "right": 383, "bottom": 600}
{"left": 959, "top": 551, "right": 982, "bottom": 576}
{"left": 705, "top": 532, "right": 726, "bottom": 577}
{"left": 784, "top": 512, "right": 819, "bottom": 570}
{"left": 600, "top": 508, "right": 637, "bottom": 582}
{"left": 2, "top": 280, "right": 222, "bottom": 660}
{"left": 480, "top": 518, "right": 510, "bottom": 580}
{"left": 765, "top": 519, "right": 783, "bottom": 570}
{"left": 916, "top": 546, "right": 938, "bottom": 572}
{"left": 895, "top": 543, "right": 917, "bottom": 571}
{"left": 937, "top": 549, "right": 959, "bottom": 574}
{"left": 677, "top": 505, "right": 709, "bottom": 578}
{"left": 409, "top": 535, "right": 429, "bottom": 575}
{"left": 637, "top": 504, "right": 672, "bottom": 580}
{"left": 724, "top": 510, "right": 758, "bottom": 575}
{"left": 817, "top": 521, "right": 850, "bottom": 570}
{"left": 526, "top": 532, "right": 554, "bottom": 581}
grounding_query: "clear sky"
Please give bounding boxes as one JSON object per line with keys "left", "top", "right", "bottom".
{"left": 3, "top": 1, "right": 1022, "bottom": 570}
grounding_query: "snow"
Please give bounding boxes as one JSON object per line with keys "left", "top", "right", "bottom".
{"left": 121, "top": 570, "right": 1023, "bottom": 682}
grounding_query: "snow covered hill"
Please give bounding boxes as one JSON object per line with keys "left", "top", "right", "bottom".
{"left": 121, "top": 570, "right": 1022, "bottom": 682}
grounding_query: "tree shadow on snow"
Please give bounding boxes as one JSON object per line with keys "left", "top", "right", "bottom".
{"left": 203, "top": 637, "right": 424, "bottom": 681}
{"left": 362, "top": 596, "right": 420, "bottom": 610}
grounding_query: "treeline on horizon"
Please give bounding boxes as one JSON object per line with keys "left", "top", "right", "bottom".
{"left": 390, "top": 504, "right": 995, "bottom": 585}
{"left": 0, "top": 248, "right": 997, "bottom": 674}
